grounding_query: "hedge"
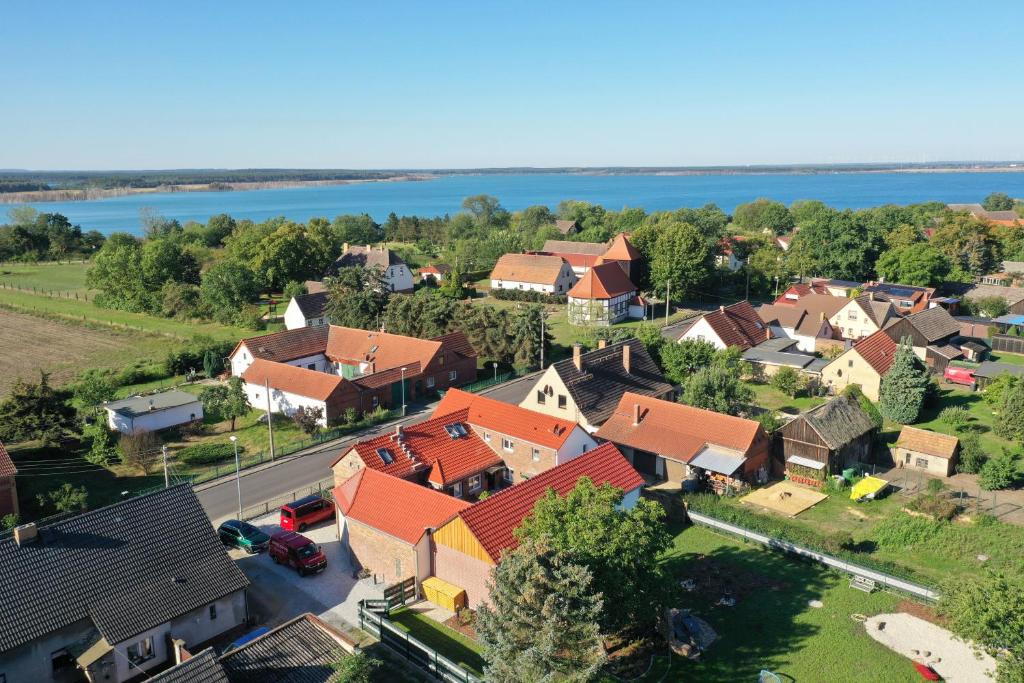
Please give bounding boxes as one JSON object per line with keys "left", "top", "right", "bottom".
{"left": 490, "top": 288, "right": 567, "bottom": 304}
{"left": 177, "top": 442, "right": 244, "bottom": 465}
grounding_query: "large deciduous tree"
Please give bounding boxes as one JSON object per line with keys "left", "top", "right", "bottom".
{"left": 733, "top": 198, "right": 794, "bottom": 235}
{"left": 874, "top": 244, "right": 951, "bottom": 287}
{"left": 323, "top": 266, "right": 389, "bottom": 330}
{"left": 199, "top": 377, "right": 250, "bottom": 431}
{"left": 680, "top": 365, "right": 753, "bottom": 416}
{"left": 649, "top": 221, "right": 713, "bottom": 299}
{"left": 515, "top": 477, "right": 670, "bottom": 634}
{"left": 939, "top": 571, "right": 1024, "bottom": 683}
{"left": 879, "top": 338, "right": 929, "bottom": 424}
{"left": 477, "top": 537, "right": 606, "bottom": 683}
{"left": 786, "top": 210, "right": 880, "bottom": 281}
{"left": 983, "top": 192, "right": 1015, "bottom": 212}
{"left": 659, "top": 339, "right": 717, "bottom": 384}
{"left": 200, "top": 259, "right": 262, "bottom": 324}
{"left": 931, "top": 212, "right": 1001, "bottom": 277}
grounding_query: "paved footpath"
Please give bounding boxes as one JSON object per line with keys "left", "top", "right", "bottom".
{"left": 197, "top": 371, "right": 541, "bottom": 523}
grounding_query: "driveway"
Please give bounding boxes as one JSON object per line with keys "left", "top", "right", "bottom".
{"left": 229, "top": 511, "right": 384, "bottom": 631}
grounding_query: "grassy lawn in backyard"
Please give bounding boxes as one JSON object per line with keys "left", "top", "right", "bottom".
{"left": 746, "top": 381, "right": 825, "bottom": 414}
{"left": 988, "top": 351, "right": 1024, "bottom": 366}
{"left": 0, "top": 260, "right": 92, "bottom": 294}
{"left": 660, "top": 525, "right": 920, "bottom": 682}
{"left": 387, "top": 607, "right": 485, "bottom": 677}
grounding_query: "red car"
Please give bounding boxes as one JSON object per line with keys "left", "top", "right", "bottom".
{"left": 280, "top": 495, "right": 334, "bottom": 532}
{"left": 943, "top": 366, "right": 976, "bottom": 388}
{"left": 268, "top": 531, "right": 327, "bottom": 576}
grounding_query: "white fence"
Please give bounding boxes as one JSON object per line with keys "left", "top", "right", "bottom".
{"left": 687, "top": 510, "right": 940, "bottom": 602}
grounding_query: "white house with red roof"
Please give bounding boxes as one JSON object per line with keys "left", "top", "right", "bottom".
{"left": 567, "top": 262, "right": 642, "bottom": 325}
{"left": 433, "top": 388, "right": 597, "bottom": 484}
{"left": 429, "top": 443, "right": 644, "bottom": 608}
{"left": 332, "top": 468, "right": 469, "bottom": 590}
{"left": 675, "top": 301, "right": 771, "bottom": 350}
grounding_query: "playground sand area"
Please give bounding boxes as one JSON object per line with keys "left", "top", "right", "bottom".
{"left": 864, "top": 613, "right": 996, "bottom": 683}
{"left": 740, "top": 481, "right": 828, "bottom": 517}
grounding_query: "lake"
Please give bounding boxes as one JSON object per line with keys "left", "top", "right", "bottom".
{"left": 8, "top": 172, "right": 1024, "bottom": 234}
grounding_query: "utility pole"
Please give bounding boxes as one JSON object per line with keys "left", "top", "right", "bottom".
{"left": 665, "top": 281, "right": 671, "bottom": 325}
{"left": 745, "top": 258, "right": 750, "bottom": 301}
{"left": 264, "top": 378, "right": 276, "bottom": 461}
{"left": 540, "top": 313, "right": 546, "bottom": 369}
{"left": 162, "top": 445, "right": 169, "bottom": 488}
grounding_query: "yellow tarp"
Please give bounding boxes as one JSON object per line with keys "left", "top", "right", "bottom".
{"left": 422, "top": 576, "right": 467, "bottom": 612}
{"left": 850, "top": 476, "right": 888, "bottom": 501}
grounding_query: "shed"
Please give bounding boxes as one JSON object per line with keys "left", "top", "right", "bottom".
{"left": 892, "top": 426, "right": 959, "bottom": 477}
{"left": 776, "top": 395, "right": 877, "bottom": 475}
{"left": 103, "top": 390, "right": 203, "bottom": 435}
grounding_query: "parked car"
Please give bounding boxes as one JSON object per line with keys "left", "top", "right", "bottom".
{"left": 280, "top": 495, "right": 334, "bottom": 532}
{"left": 943, "top": 366, "right": 976, "bottom": 388}
{"left": 268, "top": 530, "right": 327, "bottom": 576}
{"left": 217, "top": 519, "right": 271, "bottom": 554}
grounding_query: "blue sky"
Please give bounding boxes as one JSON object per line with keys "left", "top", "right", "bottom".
{"left": 2, "top": 1, "right": 1022, "bottom": 169}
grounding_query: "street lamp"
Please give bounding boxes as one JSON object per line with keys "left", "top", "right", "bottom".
{"left": 400, "top": 367, "right": 408, "bottom": 416}
{"left": 492, "top": 361, "right": 498, "bottom": 382}
{"left": 230, "top": 436, "right": 242, "bottom": 519}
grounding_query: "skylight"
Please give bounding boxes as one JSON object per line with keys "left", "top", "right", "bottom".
{"left": 376, "top": 447, "right": 394, "bottom": 464}
{"left": 444, "top": 423, "right": 468, "bottom": 439}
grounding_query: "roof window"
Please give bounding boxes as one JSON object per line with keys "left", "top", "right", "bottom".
{"left": 376, "top": 447, "right": 395, "bottom": 465}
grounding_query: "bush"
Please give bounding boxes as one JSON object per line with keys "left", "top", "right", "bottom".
{"left": 938, "top": 406, "right": 970, "bottom": 430}
{"left": 490, "top": 288, "right": 567, "bottom": 304}
{"left": 116, "top": 361, "right": 166, "bottom": 386}
{"left": 978, "top": 449, "right": 1019, "bottom": 491}
{"left": 957, "top": 433, "right": 988, "bottom": 474}
{"left": 842, "top": 384, "right": 883, "bottom": 429}
{"left": 823, "top": 476, "right": 849, "bottom": 495}
{"left": 177, "top": 442, "right": 244, "bottom": 465}
{"left": 165, "top": 337, "right": 235, "bottom": 376}
{"left": 119, "top": 431, "right": 160, "bottom": 473}
{"left": 874, "top": 513, "right": 945, "bottom": 548}
{"left": 36, "top": 483, "right": 88, "bottom": 514}
{"left": 926, "top": 478, "right": 946, "bottom": 494}
{"left": 1, "top": 513, "right": 19, "bottom": 531}
{"left": 906, "top": 493, "right": 958, "bottom": 521}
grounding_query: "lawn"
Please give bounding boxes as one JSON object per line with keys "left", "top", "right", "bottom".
{"left": 746, "top": 381, "right": 825, "bottom": 414}
{"left": 387, "top": 607, "right": 485, "bottom": 677}
{"left": 0, "top": 260, "right": 92, "bottom": 295}
{"left": 660, "top": 525, "right": 921, "bottom": 682}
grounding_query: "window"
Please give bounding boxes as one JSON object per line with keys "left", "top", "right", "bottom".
{"left": 254, "top": 392, "right": 261, "bottom": 400}
{"left": 483, "top": 432, "right": 491, "bottom": 443}
{"left": 848, "top": 360, "right": 854, "bottom": 368}
{"left": 426, "top": 376, "right": 435, "bottom": 388}
{"left": 448, "top": 370, "right": 457, "bottom": 381}
{"left": 317, "top": 318, "right": 324, "bottom": 325}
{"left": 504, "top": 468, "right": 514, "bottom": 483}
{"left": 905, "top": 453, "right": 911, "bottom": 464}
{"left": 451, "top": 482, "right": 463, "bottom": 498}
{"left": 502, "top": 437, "right": 514, "bottom": 452}
{"left": 900, "top": 300, "right": 913, "bottom": 308}
{"left": 468, "top": 474, "right": 482, "bottom": 492}
{"left": 376, "top": 447, "right": 395, "bottom": 465}
{"left": 916, "top": 457, "right": 929, "bottom": 468}
{"left": 532, "top": 448, "right": 541, "bottom": 462}
{"left": 209, "top": 604, "right": 217, "bottom": 620}
{"left": 127, "top": 637, "right": 155, "bottom": 664}
{"left": 557, "top": 395, "right": 567, "bottom": 409}
{"left": 307, "top": 363, "right": 315, "bottom": 370}
{"left": 372, "top": 395, "right": 379, "bottom": 408}
{"left": 536, "top": 390, "right": 546, "bottom": 404}
{"left": 848, "top": 310, "right": 858, "bottom": 321}
{"left": 837, "top": 369, "right": 843, "bottom": 377}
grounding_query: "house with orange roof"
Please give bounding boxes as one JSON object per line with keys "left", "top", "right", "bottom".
{"left": 429, "top": 443, "right": 644, "bottom": 608}
{"left": 819, "top": 328, "right": 900, "bottom": 400}
{"left": 488, "top": 253, "right": 577, "bottom": 295}
{"left": 535, "top": 239, "right": 608, "bottom": 275}
{"left": 567, "top": 262, "right": 643, "bottom": 325}
{"left": 774, "top": 281, "right": 832, "bottom": 305}
{"left": 0, "top": 441, "right": 18, "bottom": 518}
{"left": 333, "top": 467, "right": 469, "bottom": 589}
{"left": 229, "top": 325, "right": 477, "bottom": 423}
{"left": 331, "top": 409, "right": 504, "bottom": 498}
{"left": 675, "top": 301, "right": 772, "bottom": 350}
{"left": 418, "top": 263, "right": 451, "bottom": 284}
{"left": 596, "top": 393, "right": 771, "bottom": 491}
{"left": 433, "top": 388, "right": 597, "bottom": 484}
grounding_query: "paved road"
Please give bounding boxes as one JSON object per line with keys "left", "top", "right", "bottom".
{"left": 197, "top": 372, "right": 543, "bottom": 522}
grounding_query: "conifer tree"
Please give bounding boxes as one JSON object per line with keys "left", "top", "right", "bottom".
{"left": 879, "top": 338, "right": 929, "bottom": 424}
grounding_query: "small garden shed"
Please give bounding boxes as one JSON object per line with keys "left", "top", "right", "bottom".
{"left": 892, "top": 426, "right": 959, "bottom": 477}
{"left": 777, "top": 395, "right": 877, "bottom": 476}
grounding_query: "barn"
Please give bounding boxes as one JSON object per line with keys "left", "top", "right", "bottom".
{"left": 777, "top": 395, "right": 877, "bottom": 479}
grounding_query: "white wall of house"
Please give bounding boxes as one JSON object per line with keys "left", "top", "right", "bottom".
{"left": 568, "top": 291, "right": 634, "bottom": 325}
{"left": 619, "top": 487, "right": 641, "bottom": 511}
{"left": 384, "top": 265, "right": 414, "bottom": 292}
{"left": 283, "top": 299, "right": 328, "bottom": 330}
{"left": 491, "top": 278, "right": 558, "bottom": 293}
{"left": 716, "top": 253, "right": 743, "bottom": 271}
{"left": 829, "top": 301, "right": 878, "bottom": 340}
{"left": 519, "top": 367, "right": 587, "bottom": 428}
{"left": 106, "top": 402, "right": 203, "bottom": 435}
{"left": 113, "top": 622, "right": 171, "bottom": 682}
{"left": 169, "top": 591, "right": 247, "bottom": 652}
{"left": 230, "top": 348, "right": 331, "bottom": 377}
{"left": 244, "top": 383, "right": 329, "bottom": 425}
{"left": 677, "top": 317, "right": 727, "bottom": 349}
{"left": 555, "top": 428, "right": 598, "bottom": 466}
{"left": 0, "top": 619, "right": 99, "bottom": 683}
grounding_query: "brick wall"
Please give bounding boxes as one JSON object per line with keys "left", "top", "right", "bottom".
{"left": 432, "top": 541, "right": 494, "bottom": 609}
{"left": 345, "top": 518, "right": 417, "bottom": 584}
{"left": 468, "top": 424, "right": 557, "bottom": 483}
{"left": 0, "top": 476, "right": 17, "bottom": 516}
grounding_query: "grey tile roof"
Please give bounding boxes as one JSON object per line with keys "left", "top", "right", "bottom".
{"left": 552, "top": 339, "right": 674, "bottom": 425}
{"left": 219, "top": 615, "right": 350, "bottom": 683}
{"left": 0, "top": 485, "right": 248, "bottom": 653}
{"left": 742, "top": 348, "right": 817, "bottom": 369}
{"left": 907, "top": 307, "right": 961, "bottom": 342}
{"left": 150, "top": 648, "right": 229, "bottom": 683}
{"left": 291, "top": 291, "right": 329, "bottom": 319}
{"left": 973, "top": 361, "right": 1024, "bottom": 379}
{"left": 104, "top": 390, "right": 201, "bottom": 417}
{"left": 330, "top": 245, "right": 405, "bottom": 273}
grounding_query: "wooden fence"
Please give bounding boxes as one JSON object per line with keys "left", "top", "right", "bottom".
{"left": 991, "top": 333, "right": 1024, "bottom": 356}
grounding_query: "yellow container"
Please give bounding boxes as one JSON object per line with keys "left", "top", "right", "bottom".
{"left": 850, "top": 476, "right": 887, "bottom": 501}
{"left": 422, "top": 576, "right": 467, "bottom": 612}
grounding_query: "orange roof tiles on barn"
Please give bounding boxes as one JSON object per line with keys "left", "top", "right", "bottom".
{"left": 568, "top": 262, "right": 637, "bottom": 299}
{"left": 0, "top": 441, "right": 16, "bottom": 478}
{"left": 852, "top": 329, "right": 899, "bottom": 375}
{"left": 451, "top": 443, "right": 643, "bottom": 563}
{"left": 333, "top": 468, "right": 469, "bottom": 545}
{"left": 241, "top": 358, "right": 347, "bottom": 401}
{"left": 336, "top": 408, "right": 503, "bottom": 485}
{"left": 433, "top": 389, "right": 580, "bottom": 450}
{"left": 601, "top": 233, "right": 641, "bottom": 261}
{"left": 596, "top": 392, "right": 765, "bottom": 464}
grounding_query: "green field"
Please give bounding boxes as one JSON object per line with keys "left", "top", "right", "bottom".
{"left": 0, "top": 261, "right": 92, "bottom": 294}
{"left": 660, "top": 525, "right": 920, "bottom": 682}
{"left": 388, "top": 607, "right": 485, "bottom": 676}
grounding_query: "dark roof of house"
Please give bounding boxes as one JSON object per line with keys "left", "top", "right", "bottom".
{"left": 329, "top": 244, "right": 405, "bottom": 273}
{"left": 219, "top": 614, "right": 354, "bottom": 683}
{"left": 0, "top": 485, "right": 248, "bottom": 653}
{"left": 291, "top": 291, "right": 329, "bottom": 319}
{"left": 797, "top": 395, "right": 876, "bottom": 450}
{"left": 150, "top": 648, "right": 228, "bottom": 683}
{"left": 103, "top": 390, "right": 201, "bottom": 418}
{"left": 686, "top": 301, "right": 769, "bottom": 350}
{"left": 0, "top": 441, "right": 16, "bottom": 478}
{"left": 973, "top": 361, "right": 1024, "bottom": 379}
{"left": 235, "top": 325, "right": 330, "bottom": 363}
{"left": 541, "top": 239, "right": 608, "bottom": 256}
{"left": 549, "top": 339, "right": 673, "bottom": 425}
{"left": 907, "top": 307, "right": 961, "bottom": 342}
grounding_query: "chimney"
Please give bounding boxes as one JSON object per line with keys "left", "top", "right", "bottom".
{"left": 14, "top": 522, "right": 38, "bottom": 547}
{"left": 623, "top": 343, "right": 632, "bottom": 374}
{"left": 868, "top": 292, "right": 874, "bottom": 301}
{"left": 572, "top": 343, "right": 583, "bottom": 371}
{"left": 765, "top": 328, "right": 771, "bottom": 341}
{"left": 632, "top": 402, "right": 641, "bottom": 425}
{"left": 819, "top": 311, "right": 825, "bottom": 322}
{"left": 342, "top": 242, "right": 349, "bottom": 252}
{"left": 719, "top": 305, "right": 726, "bottom": 313}
{"left": 395, "top": 424, "right": 403, "bottom": 438}
{"left": 598, "top": 339, "right": 607, "bottom": 349}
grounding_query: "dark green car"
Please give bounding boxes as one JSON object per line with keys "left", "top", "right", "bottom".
{"left": 218, "top": 519, "right": 271, "bottom": 554}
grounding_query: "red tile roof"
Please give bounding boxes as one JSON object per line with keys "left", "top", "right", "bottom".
{"left": 351, "top": 362, "right": 422, "bottom": 390}
{"left": 601, "top": 233, "right": 641, "bottom": 261}
{"left": 852, "top": 329, "right": 899, "bottom": 375}
{"left": 596, "top": 392, "right": 765, "bottom": 463}
{"left": 452, "top": 443, "right": 644, "bottom": 562}
{"left": 333, "top": 469, "right": 469, "bottom": 545}
{"left": 568, "top": 262, "right": 637, "bottom": 299}
{"left": 232, "top": 326, "right": 330, "bottom": 364}
{"left": 431, "top": 330, "right": 477, "bottom": 360}
{"left": 241, "top": 358, "right": 347, "bottom": 401}
{"left": 0, "top": 441, "right": 16, "bottom": 478}
{"left": 489, "top": 254, "right": 569, "bottom": 286}
{"left": 690, "top": 301, "right": 769, "bottom": 350}
{"left": 433, "top": 389, "right": 581, "bottom": 450}
{"left": 325, "top": 327, "right": 441, "bottom": 374}
{"left": 337, "top": 408, "right": 503, "bottom": 485}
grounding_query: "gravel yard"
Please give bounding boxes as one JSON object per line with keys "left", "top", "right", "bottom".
{"left": 864, "top": 613, "right": 996, "bottom": 683}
